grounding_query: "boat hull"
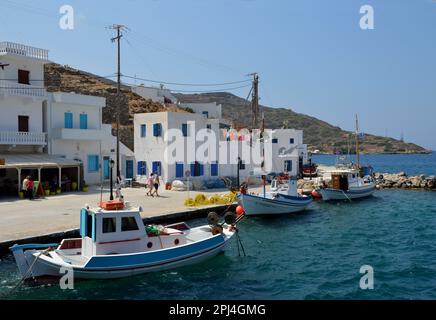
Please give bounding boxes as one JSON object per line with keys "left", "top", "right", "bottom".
{"left": 240, "top": 193, "right": 312, "bottom": 216}
{"left": 319, "top": 183, "right": 376, "bottom": 201}
{"left": 11, "top": 230, "right": 234, "bottom": 280}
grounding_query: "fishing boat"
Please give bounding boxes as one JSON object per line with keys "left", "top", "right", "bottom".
{"left": 239, "top": 178, "right": 313, "bottom": 216}
{"left": 317, "top": 168, "right": 376, "bottom": 201}
{"left": 10, "top": 201, "right": 237, "bottom": 280}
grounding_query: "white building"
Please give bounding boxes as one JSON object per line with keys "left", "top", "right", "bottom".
{"left": 132, "top": 84, "right": 177, "bottom": 104}
{"left": 133, "top": 109, "right": 308, "bottom": 185}
{"left": 0, "top": 41, "right": 133, "bottom": 196}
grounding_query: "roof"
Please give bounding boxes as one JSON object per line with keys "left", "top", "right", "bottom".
{"left": 0, "top": 154, "right": 81, "bottom": 169}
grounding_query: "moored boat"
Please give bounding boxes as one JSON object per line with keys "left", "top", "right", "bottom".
{"left": 10, "top": 201, "right": 236, "bottom": 280}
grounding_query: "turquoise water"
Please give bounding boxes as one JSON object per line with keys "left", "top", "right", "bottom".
{"left": 1, "top": 153, "right": 435, "bottom": 300}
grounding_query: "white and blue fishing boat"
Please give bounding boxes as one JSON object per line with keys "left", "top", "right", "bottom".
{"left": 239, "top": 179, "right": 313, "bottom": 216}
{"left": 317, "top": 168, "right": 375, "bottom": 201}
{"left": 10, "top": 201, "right": 236, "bottom": 280}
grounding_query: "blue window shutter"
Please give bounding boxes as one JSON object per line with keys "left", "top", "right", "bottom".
{"left": 153, "top": 123, "right": 162, "bottom": 137}
{"left": 176, "top": 163, "right": 184, "bottom": 178}
{"left": 91, "top": 214, "right": 96, "bottom": 242}
{"left": 138, "top": 161, "right": 146, "bottom": 175}
{"left": 137, "top": 161, "right": 142, "bottom": 175}
{"left": 80, "top": 209, "right": 87, "bottom": 237}
{"left": 272, "top": 138, "right": 278, "bottom": 144}
{"left": 152, "top": 161, "right": 158, "bottom": 175}
{"left": 190, "top": 163, "right": 195, "bottom": 176}
{"left": 80, "top": 114, "right": 88, "bottom": 129}
{"left": 141, "top": 124, "right": 146, "bottom": 137}
{"left": 64, "top": 112, "right": 73, "bottom": 128}
{"left": 290, "top": 138, "right": 294, "bottom": 144}
{"left": 211, "top": 162, "right": 218, "bottom": 176}
{"left": 182, "top": 123, "right": 188, "bottom": 137}
{"left": 88, "top": 155, "right": 99, "bottom": 173}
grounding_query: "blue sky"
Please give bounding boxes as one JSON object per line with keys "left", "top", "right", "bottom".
{"left": 1, "top": 0, "right": 435, "bottom": 149}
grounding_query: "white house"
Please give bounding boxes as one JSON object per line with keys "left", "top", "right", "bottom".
{"left": 179, "top": 102, "right": 222, "bottom": 120}
{"left": 133, "top": 110, "right": 308, "bottom": 185}
{"left": 0, "top": 41, "right": 134, "bottom": 196}
{"left": 132, "top": 84, "right": 177, "bottom": 104}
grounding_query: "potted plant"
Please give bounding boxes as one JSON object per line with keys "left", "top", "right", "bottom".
{"left": 56, "top": 187, "right": 62, "bottom": 195}
{"left": 45, "top": 189, "right": 50, "bottom": 196}
{"left": 82, "top": 184, "right": 89, "bottom": 192}
{"left": 71, "top": 181, "right": 78, "bottom": 191}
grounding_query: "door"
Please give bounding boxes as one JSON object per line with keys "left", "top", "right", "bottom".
{"left": 125, "top": 160, "right": 134, "bottom": 179}
{"left": 103, "top": 157, "right": 110, "bottom": 180}
{"left": 18, "top": 116, "right": 29, "bottom": 132}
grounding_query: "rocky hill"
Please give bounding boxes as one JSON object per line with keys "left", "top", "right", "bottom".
{"left": 176, "top": 92, "right": 428, "bottom": 154}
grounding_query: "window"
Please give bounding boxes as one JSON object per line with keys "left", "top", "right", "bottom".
{"left": 284, "top": 160, "right": 292, "bottom": 172}
{"left": 18, "top": 115, "right": 29, "bottom": 132}
{"left": 102, "top": 217, "right": 117, "bottom": 233}
{"left": 140, "top": 124, "right": 146, "bottom": 137}
{"left": 206, "top": 124, "right": 212, "bottom": 130}
{"left": 211, "top": 161, "right": 218, "bottom": 177}
{"left": 182, "top": 123, "right": 188, "bottom": 137}
{"left": 272, "top": 138, "right": 278, "bottom": 144}
{"left": 80, "top": 114, "right": 88, "bottom": 129}
{"left": 18, "top": 69, "right": 30, "bottom": 85}
{"left": 290, "top": 138, "right": 295, "bottom": 144}
{"left": 122, "top": 217, "right": 139, "bottom": 232}
{"left": 176, "top": 162, "right": 184, "bottom": 178}
{"left": 239, "top": 161, "right": 246, "bottom": 170}
{"left": 202, "top": 111, "right": 209, "bottom": 118}
{"left": 152, "top": 161, "right": 162, "bottom": 176}
{"left": 88, "top": 155, "right": 99, "bottom": 173}
{"left": 137, "top": 161, "right": 147, "bottom": 175}
{"left": 64, "top": 112, "right": 73, "bottom": 129}
{"left": 153, "top": 123, "right": 162, "bottom": 137}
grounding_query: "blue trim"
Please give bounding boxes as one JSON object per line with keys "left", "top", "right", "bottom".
{"left": 242, "top": 193, "right": 312, "bottom": 206}
{"left": 84, "top": 234, "right": 224, "bottom": 269}
{"left": 176, "top": 162, "right": 184, "bottom": 178}
{"left": 10, "top": 243, "right": 58, "bottom": 252}
{"left": 64, "top": 112, "right": 73, "bottom": 129}
{"left": 91, "top": 215, "right": 96, "bottom": 242}
{"left": 79, "top": 113, "right": 88, "bottom": 129}
{"left": 211, "top": 162, "right": 218, "bottom": 177}
{"left": 80, "top": 208, "right": 88, "bottom": 237}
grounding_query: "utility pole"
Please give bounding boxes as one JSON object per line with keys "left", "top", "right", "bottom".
{"left": 249, "top": 73, "right": 259, "bottom": 129}
{"left": 109, "top": 24, "right": 126, "bottom": 181}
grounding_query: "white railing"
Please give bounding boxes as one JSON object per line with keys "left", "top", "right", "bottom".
{"left": 0, "top": 41, "right": 49, "bottom": 60}
{"left": 0, "top": 80, "right": 47, "bottom": 98}
{"left": 0, "top": 131, "right": 47, "bottom": 145}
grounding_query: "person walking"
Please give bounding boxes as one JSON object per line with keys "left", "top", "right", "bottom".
{"left": 151, "top": 175, "right": 160, "bottom": 197}
{"left": 26, "top": 176, "right": 34, "bottom": 200}
{"left": 146, "top": 173, "right": 154, "bottom": 197}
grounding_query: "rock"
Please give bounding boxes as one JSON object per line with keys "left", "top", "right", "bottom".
{"left": 398, "top": 172, "right": 407, "bottom": 177}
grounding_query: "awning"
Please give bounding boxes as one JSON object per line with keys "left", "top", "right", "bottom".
{"left": 0, "top": 154, "right": 81, "bottom": 169}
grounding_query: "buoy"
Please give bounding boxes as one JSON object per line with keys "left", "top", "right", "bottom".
{"left": 236, "top": 205, "right": 245, "bottom": 216}
{"left": 311, "top": 190, "right": 322, "bottom": 199}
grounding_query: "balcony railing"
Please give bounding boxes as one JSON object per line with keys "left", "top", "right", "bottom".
{"left": 0, "top": 131, "right": 47, "bottom": 145}
{"left": 0, "top": 80, "right": 47, "bottom": 98}
{"left": 0, "top": 42, "right": 49, "bottom": 60}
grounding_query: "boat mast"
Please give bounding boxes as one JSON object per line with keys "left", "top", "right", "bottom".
{"left": 355, "top": 114, "right": 360, "bottom": 169}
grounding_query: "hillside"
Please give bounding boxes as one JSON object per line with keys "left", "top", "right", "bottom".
{"left": 176, "top": 93, "right": 428, "bottom": 154}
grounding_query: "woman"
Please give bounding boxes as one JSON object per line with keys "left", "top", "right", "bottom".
{"left": 22, "top": 176, "right": 29, "bottom": 198}
{"left": 151, "top": 175, "right": 160, "bottom": 197}
{"left": 146, "top": 173, "right": 154, "bottom": 197}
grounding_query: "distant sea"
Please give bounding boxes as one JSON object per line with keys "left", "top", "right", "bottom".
{"left": 1, "top": 152, "right": 435, "bottom": 300}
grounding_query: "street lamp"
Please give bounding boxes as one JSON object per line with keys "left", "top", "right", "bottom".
{"left": 109, "top": 159, "right": 115, "bottom": 200}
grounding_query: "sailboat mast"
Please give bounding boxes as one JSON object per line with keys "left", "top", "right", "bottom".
{"left": 355, "top": 114, "right": 360, "bottom": 168}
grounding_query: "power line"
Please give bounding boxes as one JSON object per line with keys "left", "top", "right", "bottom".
{"left": 122, "top": 74, "right": 251, "bottom": 87}
{"left": 122, "top": 82, "right": 252, "bottom": 93}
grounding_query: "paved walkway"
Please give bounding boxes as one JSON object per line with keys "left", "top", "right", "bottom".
{"left": 0, "top": 186, "right": 253, "bottom": 243}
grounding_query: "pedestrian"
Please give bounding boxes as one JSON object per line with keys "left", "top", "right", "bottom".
{"left": 22, "top": 176, "right": 29, "bottom": 198}
{"left": 27, "top": 176, "right": 34, "bottom": 200}
{"left": 151, "top": 175, "right": 160, "bottom": 197}
{"left": 146, "top": 173, "right": 154, "bottom": 197}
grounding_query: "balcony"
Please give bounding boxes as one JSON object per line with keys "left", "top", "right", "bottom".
{"left": 0, "top": 80, "right": 47, "bottom": 99}
{"left": 51, "top": 128, "right": 106, "bottom": 141}
{"left": 0, "top": 42, "right": 49, "bottom": 61}
{"left": 0, "top": 131, "right": 47, "bottom": 145}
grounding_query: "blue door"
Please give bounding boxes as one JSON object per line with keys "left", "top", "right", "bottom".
{"left": 126, "top": 160, "right": 134, "bottom": 179}
{"left": 103, "top": 157, "right": 110, "bottom": 179}
{"left": 176, "top": 162, "right": 184, "bottom": 178}
{"left": 80, "top": 114, "right": 88, "bottom": 129}
{"left": 64, "top": 112, "right": 73, "bottom": 128}
{"left": 211, "top": 162, "right": 218, "bottom": 176}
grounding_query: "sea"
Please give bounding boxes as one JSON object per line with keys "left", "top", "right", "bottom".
{"left": 1, "top": 152, "right": 435, "bottom": 300}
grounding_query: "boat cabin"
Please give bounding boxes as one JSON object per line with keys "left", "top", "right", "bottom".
{"left": 330, "top": 170, "right": 359, "bottom": 191}
{"left": 78, "top": 204, "right": 187, "bottom": 257}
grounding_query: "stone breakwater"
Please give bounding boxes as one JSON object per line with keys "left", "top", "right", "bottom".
{"left": 297, "top": 172, "right": 436, "bottom": 192}
{"left": 374, "top": 172, "right": 436, "bottom": 190}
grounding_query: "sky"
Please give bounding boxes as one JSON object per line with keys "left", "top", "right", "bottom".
{"left": 1, "top": 0, "right": 435, "bottom": 149}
